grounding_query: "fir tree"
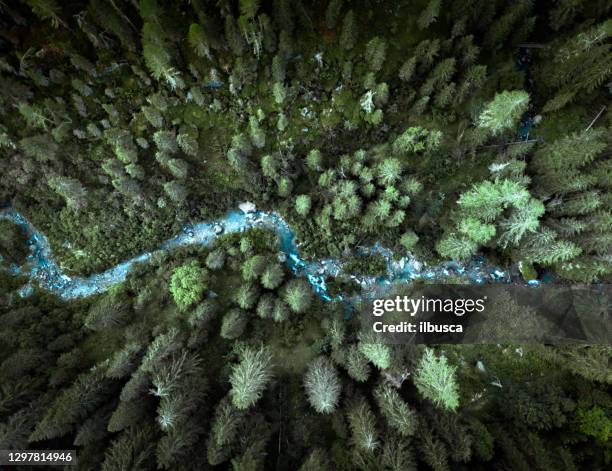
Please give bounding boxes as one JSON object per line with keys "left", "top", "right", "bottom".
{"left": 304, "top": 357, "right": 341, "bottom": 414}
{"left": 229, "top": 345, "right": 273, "bottom": 410}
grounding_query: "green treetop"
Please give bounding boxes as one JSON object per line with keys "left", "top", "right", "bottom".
{"left": 413, "top": 348, "right": 460, "bottom": 411}
{"left": 169, "top": 260, "right": 208, "bottom": 311}
{"left": 477, "top": 90, "right": 529, "bottom": 136}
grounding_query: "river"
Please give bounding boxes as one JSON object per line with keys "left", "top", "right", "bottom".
{"left": 1, "top": 205, "right": 530, "bottom": 302}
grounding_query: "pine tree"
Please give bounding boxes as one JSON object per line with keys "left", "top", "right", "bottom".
{"left": 295, "top": 194, "right": 312, "bottom": 216}
{"left": 392, "top": 126, "right": 441, "bottom": 155}
{"left": 261, "top": 154, "right": 278, "bottom": 178}
{"left": 153, "top": 129, "right": 178, "bottom": 154}
{"left": 225, "top": 15, "right": 247, "bottom": 56}
{"left": 358, "top": 332, "right": 391, "bottom": 370}
{"left": 277, "top": 176, "right": 293, "bottom": 197}
{"left": 345, "top": 345, "right": 371, "bottom": 382}
{"left": 277, "top": 112, "right": 288, "bottom": 131}
{"left": 282, "top": 279, "right": 313, "bottom": 313}
{"left": 206, "top": 249, "right": 226, "bottom": 270}
{"left": 477, "top": 90, "right": 529, "bottom": 136}
{"left": 47, "top": 175, "right": 87, "bottom": 211}
{"left": 273, "top": 81, "right": 286, "bottom": 104}
{"left": 207, "top": 396, "right": 245, "bottom": 466}
{"left": 304, "top": 357, "right": 341, "bottom": 414}
{"left": 101, "top": 425, "right": 156, "bottom": 471}
{"left": 163, "top": 180, "right": 187, "bottom": 203}
{"left": 177, "top": 127, "right": 199, "bottom": 157}
{"left": 374, "top": 384, "right": 417, "bottom": 437}
{"left": 242, "top": 255, "right": 267, "bottom": 281}
{"left": 298, "top": 448, "right": 330, "bottom": 470}
{"left": 348, "top": 398, "right": 379, "bottom": 452}
{"left": 188, "top": 300, "right": 218, "bottom": 327}
{"left": 248, "top": 116, "right": 266, "bottom": 148}
{"left": 272, "top": 298, "right": 290, "bottom": 322}
{"left": 418, "top": 0, "right": 441, "bottom": 30}
{"left": 271, "top": 54, "right": 286, "bottom": 82}
{"left": 235, "top": 283, "right": 259, "bottom": 310}
{"left": 88, "top": 0, "right": 135, "bottom": 51}
{"left": 413, "top": 348, "right": 459, "bottom": 411}
{"left": 498, "top": 199, "right": 544, "bottom": 247}
{"left": 24, "top": 0, "right": 64, "bottom": 28}
{"left": 325, "top": 0, "right": 343, "bottom": 29}
{"left": 399, "top": 57, "right": 417, "bottom": 82}
{"left": 365, "top": 37, "right": 387, "bottom": 72}
{"left": 256, "top": 293, "right": 275, "bottom": 319}
{"left": 85, "top": 287, "right": 131, "bottom": 331}
{"left": 188, "top": 23, "right": 210, "bottom": 59}
{"left": 142, "top": 22, "right": 183, "bottom": 89}
{"left": 400, "top": 231, "right": 419, "bottom": 250}
{"left": 458, "top": 217, "right": 496, "bottom": 244}
{"left": 261, "top": 263, "right": 284, "bottom": 289}
{"left": 107, "top": 400, "right": 148, "bottom": 432}
{"left": 382, "top": 434, "right": 417, "bottom": 471}
{"left": 30, "top": 366, "right": 111, "bottom": 441}
{"left": 229, "top": 345, "right": 273, "bottom": 410}
{"left": 420, "top": 426, "right": 450, "bottom": 471}
{"left": 340, "top": 10, "right": 357, "bottom": 50}
{"left": 221, "top": 309, "right": 248, "bottom": 339}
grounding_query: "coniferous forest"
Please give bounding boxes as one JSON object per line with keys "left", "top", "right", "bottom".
{"left": 0, "top": 0, "right": 611, "bottom": 469}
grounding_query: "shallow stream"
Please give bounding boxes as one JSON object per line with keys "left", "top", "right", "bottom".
{"left": 1, "top": 206, "right": 530, "bottom": 302}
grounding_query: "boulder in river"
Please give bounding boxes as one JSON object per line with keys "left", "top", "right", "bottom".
{"left": 239, "top": 201, "right": 256, "bottom": 214}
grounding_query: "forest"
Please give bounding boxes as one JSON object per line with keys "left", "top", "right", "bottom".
{"left": 0, "top": 0, "right": 610, "bottom": 469}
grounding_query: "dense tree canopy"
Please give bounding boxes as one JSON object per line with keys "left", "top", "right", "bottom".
{"left": 0, "top": 0, "right": 610, "bottom": 469}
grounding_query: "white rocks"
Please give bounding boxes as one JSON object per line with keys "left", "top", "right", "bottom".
{"left": 214, "top": 224, "right": 224, "bottom": 235}
{"left": 239, "top": 201, "right": 256, "bottom": 214}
